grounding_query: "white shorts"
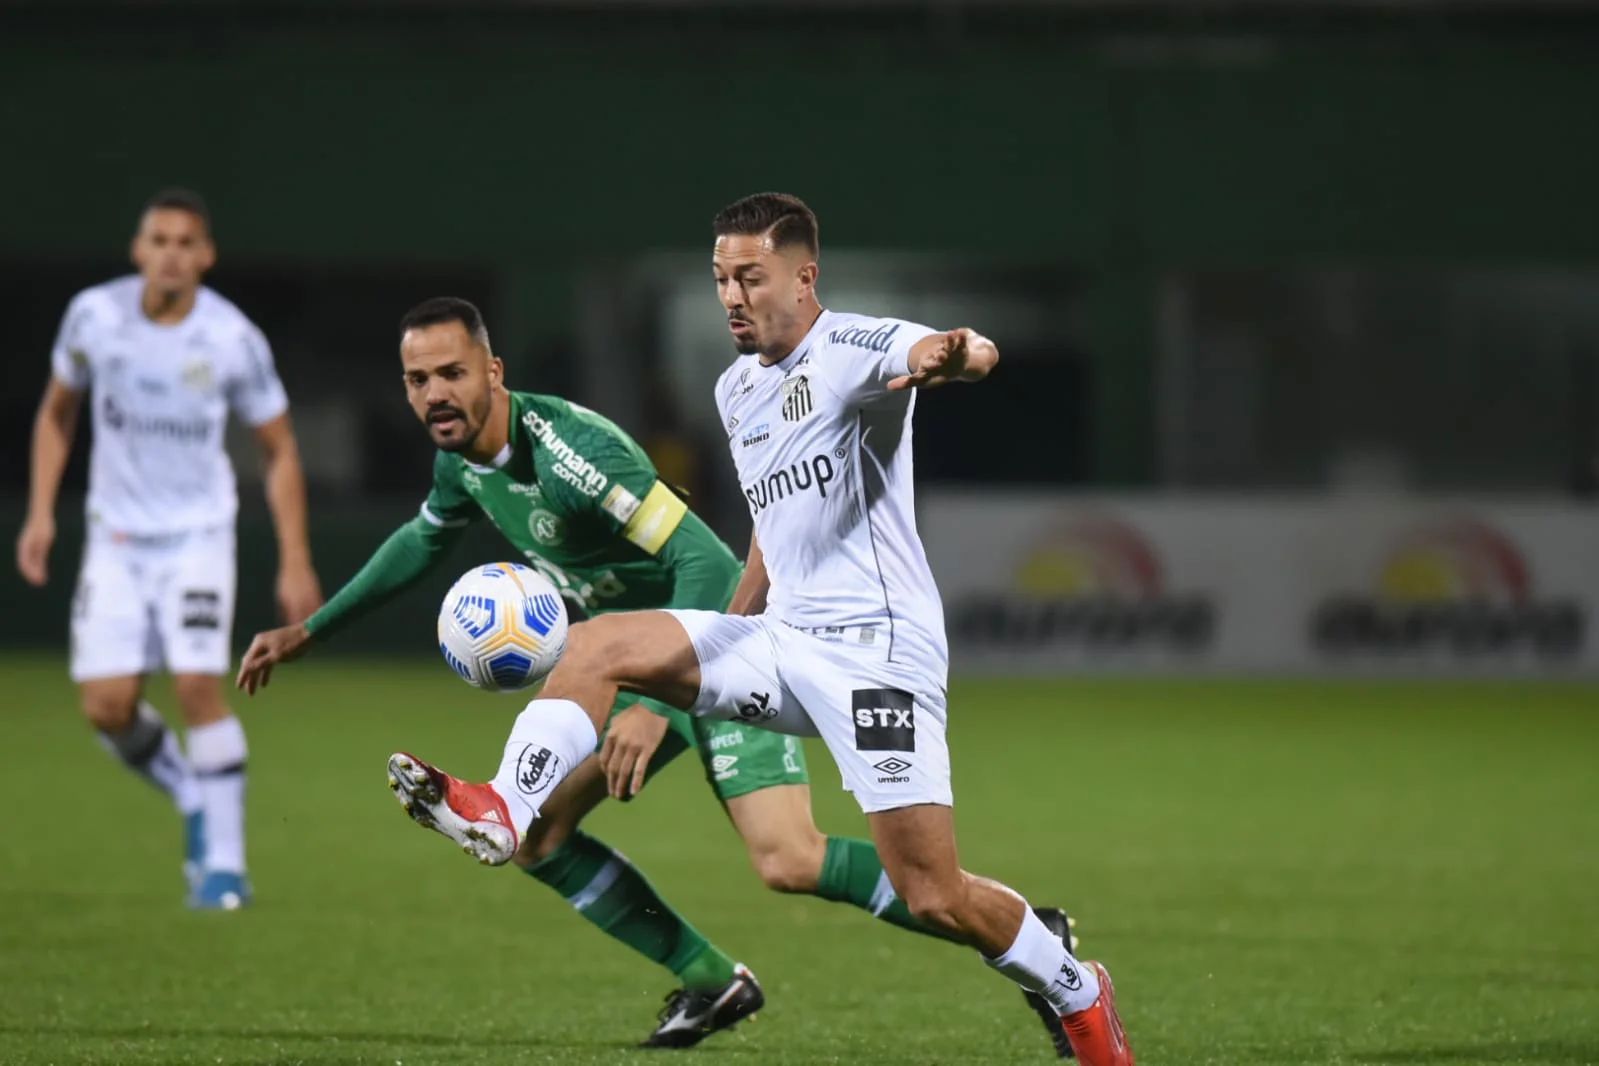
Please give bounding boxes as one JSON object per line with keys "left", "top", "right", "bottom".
{"left": 70, "top": 528, "right": 237, "bottom": 682}
{"left": 666, "top": 610, "right": 952, "bottom": 814}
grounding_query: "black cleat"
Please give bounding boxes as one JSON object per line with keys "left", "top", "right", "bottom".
{"left": 641, "top": 963, "right": 764, "bottom": 1048}
{"left": 1022, "top": 906, "right": 1080, "bottom": 1059}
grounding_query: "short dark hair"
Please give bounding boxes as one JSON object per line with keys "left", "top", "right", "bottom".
{"left": 143, "top": 187, "right": 211, "bottom": 234}
{"left": 399, "top": 296, "right": 492, "bottom": 349}
{"left": 712, "top": 192, "right": 819, "bottom": 256}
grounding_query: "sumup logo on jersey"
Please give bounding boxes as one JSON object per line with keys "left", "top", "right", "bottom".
{"left": 744, "top": 453, "right": 835, "bottom": 516}
{"left": 101, "top": 396, "right": 212, "bottom": 443}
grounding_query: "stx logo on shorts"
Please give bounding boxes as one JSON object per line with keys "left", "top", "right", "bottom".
{"left": 852, "top": 688, "right": 915, "bottom": 752}
{"left": 181, "top": 589, "right": 221, "bottom": 631}
{"left": 515, "top": 744, "right": 562, "bottom": 797}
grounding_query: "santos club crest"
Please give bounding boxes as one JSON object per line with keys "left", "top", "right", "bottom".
{"left": 781, "top": 374, "right": 813, "bottom": 423}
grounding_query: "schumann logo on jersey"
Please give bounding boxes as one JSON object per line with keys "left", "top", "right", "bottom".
{"left": 523, "top": 410, "right": 608, "bottom": 498}
{"left": 781, "top": 375, "right": 814, "bottom": 423}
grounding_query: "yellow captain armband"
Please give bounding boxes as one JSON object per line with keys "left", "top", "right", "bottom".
{"left": 609, "top": 479, "right": 688, "bottom": 555}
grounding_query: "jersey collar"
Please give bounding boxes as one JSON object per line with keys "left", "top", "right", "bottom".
{"left": 465, "top": 443, "right": 513, "bottom": 474}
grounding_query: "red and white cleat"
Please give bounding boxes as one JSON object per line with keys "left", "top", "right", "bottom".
{"left": 386, "top": 752, "right": 519, "bottom": 866}
{"left": 1062, "top": 962, "right": 1135, "bottom": 1066}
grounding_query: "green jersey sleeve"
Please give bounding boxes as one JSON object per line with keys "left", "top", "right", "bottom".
{"left": 303, "top": 453, "right": 477, "bottom": 641}
{"left": 421, "top": 452, "right": 484, "bottom": 530}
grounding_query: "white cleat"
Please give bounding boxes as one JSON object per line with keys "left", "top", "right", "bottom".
{"left": 386, "top": 752, "right": 519, "bottom": 866}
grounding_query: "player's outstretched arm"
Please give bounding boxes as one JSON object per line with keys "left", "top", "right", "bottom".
{"left": 255, "top": 413, "right": 323, "bottom": 624}
{"left": 887, "top": 328, "right": 999, "bottom": 392}
{"left": 235, "top": 514, "right": 464, "bottom": 694}
{"left": 16, "top": 379, "right": 83, "bottom": 587}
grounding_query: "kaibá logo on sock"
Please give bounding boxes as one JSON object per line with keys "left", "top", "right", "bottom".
{"left": 516, "top": 744, "right": 562, "bottom": 796}
{"left": 1056, "top": 959, "right": 1083, "bottom": 992}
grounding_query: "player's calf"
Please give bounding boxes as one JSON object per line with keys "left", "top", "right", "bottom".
{"left": 83, "top": 681, "right": 204, "bottom": 893}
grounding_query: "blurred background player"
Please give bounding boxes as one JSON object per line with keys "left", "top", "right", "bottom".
{"left": 236, "top": 297, "right": 1076, "bottom": 1051}
{"left": 15, "top": 188, "right": 323, "bottom": 910}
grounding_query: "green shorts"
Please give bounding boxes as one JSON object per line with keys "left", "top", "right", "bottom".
{"left": 598, "top": 696, "right": 809, "bottom": 802}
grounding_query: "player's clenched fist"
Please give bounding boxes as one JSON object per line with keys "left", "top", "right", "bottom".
{"left": 887, "top": 327, "right": 999, "bottom": 391}
{"left": 236, "top": 623, "right": 313, "bottom": 695}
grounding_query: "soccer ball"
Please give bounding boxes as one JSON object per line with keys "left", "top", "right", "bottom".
{"left": 437, "top": 562, "right": 569, "bottom": 692}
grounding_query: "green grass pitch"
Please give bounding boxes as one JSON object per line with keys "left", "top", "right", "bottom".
{"left": 1, "top": 655, "right": 1596, "bottom": 1065}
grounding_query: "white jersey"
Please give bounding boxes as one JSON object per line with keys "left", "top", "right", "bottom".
{"left": 715, "top": 309, "right": 948, "bottom": 676}
{"left": 50, "top": 275, "right": 288, "bottom": 536}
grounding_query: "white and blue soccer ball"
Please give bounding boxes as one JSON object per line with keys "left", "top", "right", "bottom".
{"left": 437, "top": 562, "right": 569, "bottom": 692}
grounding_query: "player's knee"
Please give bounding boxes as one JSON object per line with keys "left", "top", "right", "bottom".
{"left": 172, "top": 674, "right": 226, "bottom": 726}
{"left": 80, "top": 688, "right": 138, "bottom": 733}
{"left": 557, "top": 617, "right": 628, "bottom": 678}
{"left": 749, "top": 842, "right": 822, "bottom": 894}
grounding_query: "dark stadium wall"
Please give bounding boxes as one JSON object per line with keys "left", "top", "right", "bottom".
{"left": 4, "top": 23, "right": 1597, "bottom": 466}
{"left": 2, "top": 12, "right": 1597, "bottom": 653}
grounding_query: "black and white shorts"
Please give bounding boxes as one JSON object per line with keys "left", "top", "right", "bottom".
{"left": 665, "top": 610, "right": 951, "bottom": 814}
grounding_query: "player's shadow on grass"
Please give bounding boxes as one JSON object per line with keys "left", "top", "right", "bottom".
{"left": 1355, "top": 1042, "right": 1599, "bottom": 1064}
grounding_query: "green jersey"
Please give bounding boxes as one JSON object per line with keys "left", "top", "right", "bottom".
{"left": 305, "top": 390, "right": 741, "bottom": 638}
{"left": 421, "top": 391, "right": 738, "bottom": 615}
{"left": 303, "top": 389, "right": 808, "bottom": 803}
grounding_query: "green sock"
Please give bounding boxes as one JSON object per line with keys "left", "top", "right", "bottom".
{"left": 525, "top": 831, "right": 739, "bottom": 989}
{"left": 814, "top": 836, "right": 962, "bottom": 944}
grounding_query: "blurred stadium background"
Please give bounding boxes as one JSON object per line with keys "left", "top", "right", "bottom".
{"left": 2, "top": 2, "right": 1597, "bottom": 1065}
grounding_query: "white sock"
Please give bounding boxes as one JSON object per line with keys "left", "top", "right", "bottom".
{"left": 489, "top": 699, "right": 599, "bottom": 833}
{"left": 97, "top": 700, "right": 202, "bottom": 815}
{"left": 187, "top": 716, "right": 248, "bottom": 875}
{"left": 985, "top": 906, "right": 1101, "bottom": 1015}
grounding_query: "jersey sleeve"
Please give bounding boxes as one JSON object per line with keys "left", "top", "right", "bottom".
{"left": 226, "top": 324, "right": 290, "bottom": 426}
{"left": 540, "top": 421, "right": 689, "bottom": 557}
{"left": 811, "top": 316, "right": 940, "bottom": 406}
{"left": 420, "top": 453, "right": 483, "bottom": 530}
{"left": 49, "top": 294, "right": 94, "bottom": 390}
